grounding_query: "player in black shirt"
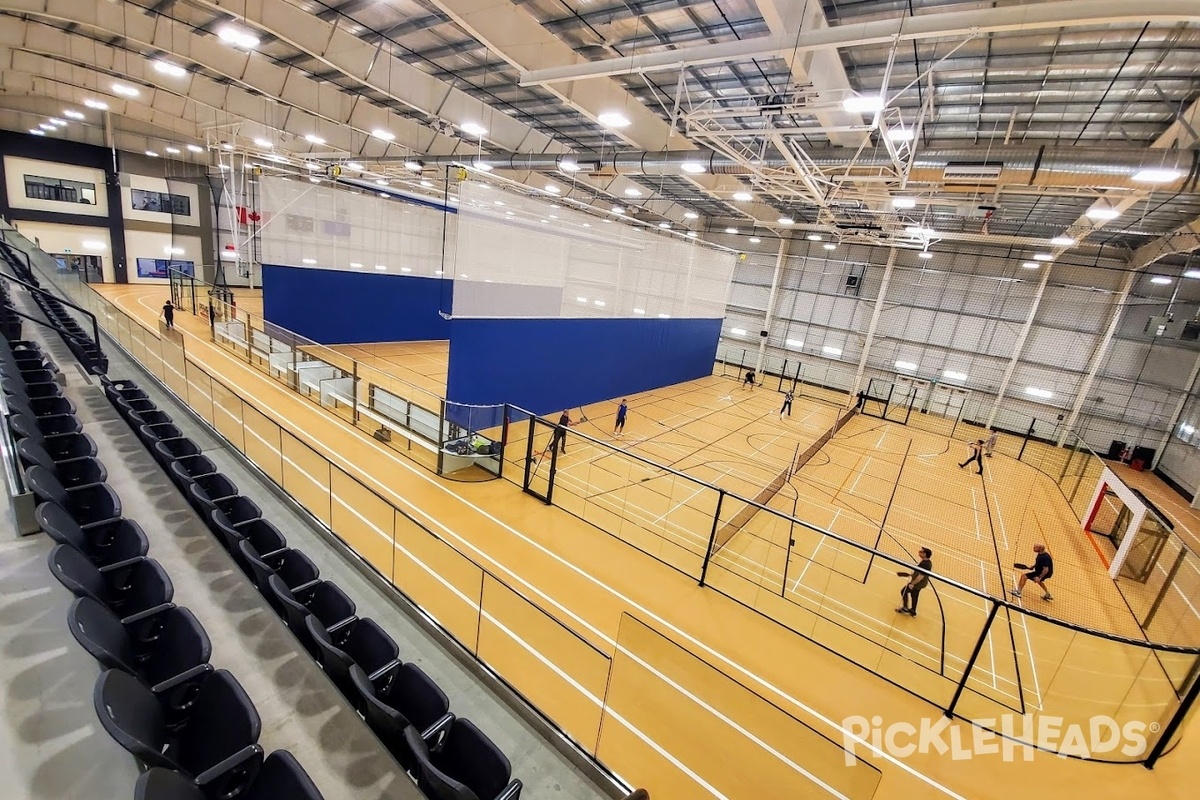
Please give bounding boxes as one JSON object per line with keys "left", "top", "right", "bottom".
{"left": 896, "top": 547, "right": 933, "bottom": 617}
{"left": 1013, "top": 544, "right": 1054, "bottom": 600}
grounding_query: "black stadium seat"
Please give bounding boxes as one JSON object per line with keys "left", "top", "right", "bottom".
{"left": 36, "top": 501, "right": 148, "bottom": 567}
{"left": 47, "top": 545, "right": 173, "bottom": 623}
{"left": 405, "top": 718, "right": 523, "bottom": 800}
{"left": 307, "top": 616, "right": 401, "bottom": 701}
{"left": 351, "top": 662, "right": 454, "bottom": 770}
{"left": 135, "top": 750, "right": 324, "bottom": 800}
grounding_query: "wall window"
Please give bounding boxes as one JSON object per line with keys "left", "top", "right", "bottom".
{"left": 131, "top": 188, "right": 191, "bottom": 216}
{"left": 24, "top": 175, "right": 98, "bottom": 205}
{"left": 136, "top": 258, "right": 195, "bottom": 279}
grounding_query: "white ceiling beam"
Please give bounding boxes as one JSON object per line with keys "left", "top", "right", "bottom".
{"left": 1132, "top": 218, "right": 1200, "bottom": 271}
{"left": 519, "top": 0, "right": 1200, "bottom": 85}
{"left": 753, "top": 0, "right": 866, "bottom": 148}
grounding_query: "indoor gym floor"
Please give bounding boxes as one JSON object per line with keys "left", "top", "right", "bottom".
{"left": 87, "top": 283, "right": 1199, "bottom": 800}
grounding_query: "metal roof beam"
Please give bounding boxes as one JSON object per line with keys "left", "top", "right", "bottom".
{"left": 519, "top": 0, "right": 1200, "bottom": 85}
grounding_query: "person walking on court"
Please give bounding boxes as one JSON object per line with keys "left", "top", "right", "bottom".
{"left": 959, "top": 439, "right": 984, "bottom": 474}
{"left": 984, "top": 429, "right": 999, "bottom": 458}
{"left": 614, "top": 399, "right": 628, "bottom": 437}
{"left": 548, "top": 410, "right": 572, "bottom": 455}
{"left": 896, "top": 547, "right": 933, "bottom": 617}
{"left": 161, "top": 300, "right": 175, "bottom": 330}
{"left": 1013, "top": 544, "right": 1054, "bottom": 600}
{"left": 780, "top": 389, "right": 794, "bottom": 417}
{"left": 743, "top": 369, "right": 756, "bottom": 390}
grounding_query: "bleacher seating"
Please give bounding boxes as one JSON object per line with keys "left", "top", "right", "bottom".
{"left": 2, "top": 257, "right": 524, "bottom": 799}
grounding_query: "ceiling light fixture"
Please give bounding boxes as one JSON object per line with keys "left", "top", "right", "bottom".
{"left": 1022, "top": 261, "right": 1040, "bottom": 269}
{"left": 624, "top": 187, "right": 643, "bottom": 197}
{"left": 686, "top": 232, "right": 697, "bottom": 238}
{"left": 165, "top": 146, "right": 180, "bottom": 155}
{"left": 683, "top": 211, "right": 699, "bottom": 220}
{"left": 749, "top": 237, "right": 762, "bottom": 243}
{"left": 186, "top": 144, "right": 203, "bottom": 153}
{"left": 807, "top": 234, "right": 823, "bottom": 241}
{"left": 459, "top": 122, "right": 487, "bottom": 137}
{"left": 732, "top": 191, "right": 753, "bottom": 202}
{"left": 153, "top": 61, "right": 187, "bottom": 77}
{"left": 597, "top": 111, "right": 631, "bottom": 129}
{"left": 1050, "top": 235, "right": 1076, "bottom": 247}
{"left": 824, "top": 242, "right": 837, "bottom": 250}
{"left": 112, "top": 83, "right": 140, "bottom": 98}
{"left": 1033, "top": 253, "right": 1054, "bottom": 262}
{"left": 254, "top": 137, "right": 272, "bottom": 148}
{"left": 28, "top": 129, "right": 45, "bottom": 136}
{"left": 777, "top": 217, "right": 794, "bottom": 225}
{"left": 63, "top": 109, "right": 85, "bottom": 120}
{"left": 842, "top": 94, "right": 885, "bottom": 113}
{"left": 659, "top": 222, "right": 671, "bottom": 229}
{"left": 1184, "top": 270, "right": 1200, "bottom": 280}
{"left": 344, "top": 161, "right": 363, "bottom": 171}
{"left": 84, "top": 99, "right": 108, "bottom": 110}
{"left": 559, "top": 159, "right": 581, "bottom": 172}
{"left": 725, "top": 227, "right": 739, "bottom": 234}
{"left": 145, "top": 150, "right": 159, "bottom": 157}
{"left": 892, "top": 197, "right": 917, "bottom": 209}
{"left": 218, "top": 26, "right": 260, "bottom": 50}
{"left": 887, "top": 128, "right": 914, "bottom": 142}
{"left": 918, "top": 250, "right": 934, "bottom": 259}
{"left": 471, "top": 160, "right": 493, "bottom": 172}
{"left": 545, "top": 184, "right": 561, "bottom": 194}
{"left": 371, "top": 128, "right": 395, "bottom": 142}
{"left": 49, "top": 118, "right": 67, "bottom": 126}
{"left": 1086, "top": 205, "right": 1120, "bottom": 221}
{"left": 1150, "top": 276, "right": 1173, "bottom": 285}
{"left": 1132, "top": 168, "right": 1181, "bottom": 183}
{"left": 680, "top": 161, "right": 706, "bottom": 174}
{"left": 611, "top": 206, "right": 624, "bottom": 215}
{"left": 420, "top": 180, "right": 433, "bottom": 188}
{"left": 403, "top": 160, "right": 423, "bottom": 172}
{"left": 304, "top": 134, "right": 326, "bottom": 145}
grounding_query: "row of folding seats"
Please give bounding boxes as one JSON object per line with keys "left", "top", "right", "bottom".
{"left": 1, "top": 327, "right": 322, "bottom": 799}
{"left": 0, "top": 244, "right": 107, "bottom": 374}
{"left": 105, "top": 374, "right": 524, "bottom": 800}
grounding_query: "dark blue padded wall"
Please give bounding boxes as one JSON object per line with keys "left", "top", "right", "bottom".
{"left": 446, "top": 317, "right": 722, "bottom": 426}
{"left": 262, "top": 264, "right": 450, "bottom": 343}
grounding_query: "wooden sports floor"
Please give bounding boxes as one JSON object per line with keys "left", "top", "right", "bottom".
{"left": 84, "top": 283, "right": 1198, "bottom": 800}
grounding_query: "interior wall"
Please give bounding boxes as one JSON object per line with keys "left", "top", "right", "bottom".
{"left": 10, "top": 219, "right": 113, "bottom": 282}
{"left": 720, "top": 236, "right": 1200, "bottom": 458}
{"left": 124, "top": 229, "right": 204, "bottom": 284}
{"left": 3, "top": 155, "right": 109, "bottom": 217}
{"left": 262, "top": 263, "right": 451, "bottom": 343}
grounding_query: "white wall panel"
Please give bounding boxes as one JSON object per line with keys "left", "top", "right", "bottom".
{"left": 5, "top": 156, "right": 107, "bottom": 216}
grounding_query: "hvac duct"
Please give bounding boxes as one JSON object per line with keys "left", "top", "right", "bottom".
{"left": 405, "top": 147, "right": 1200, "bottom": 190}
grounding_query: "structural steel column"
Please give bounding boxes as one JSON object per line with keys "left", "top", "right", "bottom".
{"left": 755, "top": 238, "right": 791, "bottom": 376}
{"left": 848, "top": 247, "right": 898, "bottom": 407}
{"left": 1059, "top": 272, "right": 1137, "bottom": 446}
{"left": 986, "top": 267, "right": 1053, "bottom": 429}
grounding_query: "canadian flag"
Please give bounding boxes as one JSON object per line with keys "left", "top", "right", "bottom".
{"left": 235, "top": 206, "right": 262, "bottom": 224}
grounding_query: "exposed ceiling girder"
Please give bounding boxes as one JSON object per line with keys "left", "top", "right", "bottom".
{"left": 1132, "top": 217, "right": 1200, "bottom": 270}
{"left": 519, "top": 0, "right": 1200, "bottom": 85}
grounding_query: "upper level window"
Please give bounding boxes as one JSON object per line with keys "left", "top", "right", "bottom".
{"left": 24, "top": 175, "right": 97, "bottom": 204}
{"left": 131, "top": 188, "right": 191, "bottom": 216}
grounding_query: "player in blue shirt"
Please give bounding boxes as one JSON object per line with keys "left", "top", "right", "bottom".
{"left": 1013, "top": 544, "right": 1054, "bottom": 600}
{"left": 614, "top": 399, "right": 628, "bottom": 437}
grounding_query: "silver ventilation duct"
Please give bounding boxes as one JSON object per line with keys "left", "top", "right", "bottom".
{"left": 401, "top": 147, "right": 1200, "bottom": 190}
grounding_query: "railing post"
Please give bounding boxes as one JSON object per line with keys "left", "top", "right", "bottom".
{"left": 946, "top": 600, "right": 1000, "bottom": 717}
{"left": 1018, "top": 420, "right": 1036, "bottom": 460}
{"left": 698, "top": 490, "right": 726, "bottom": 587}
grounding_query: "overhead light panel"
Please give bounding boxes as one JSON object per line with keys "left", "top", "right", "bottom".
{"left": 822, "top": 346, "right": 843, "bottom": 357}
{"left": 892, "top": 196, "right": 916, "bottom": 209}
{"left": 28, "top": 128, "right": 45, "bottom": 136}
{"left": 63, "top": 109, "right": 85, "bottom": 120}
{"left": 824, "top": 242, "right": 837, "bottom": 250}
{"left": 785, "top": 339, "right": 803, "bottom": 348}
{"left": 1150, "top": 276, "right": 1173, "bottom": 285}
{"left": 112, "top": 83, "right": 140, "bottom": 98}
{"left": 658, "top": 222, "right": 671, "bottom": 229}
{"left": 84, "top": 99, "right": 108, "bottom": 110}
{"left": 1050, "top": 235, "right": 1076, "bottom": 247}
{"left": 1022, "top": 262, "right": 1040, "bottom": 269}
{"left": 686, "top": 232, "right": 698, "bottom": 238}
{"left": 471, "top": 160, "right": 493, "bottom": 172}
{"left": 371, "top": 128, "right": 395, "bottom": 142}
{"left": 887, "top": 128, "right": 914, "bottom": 142}
{"left": 732, "top": 191, "right": 753, "bottom": 202}
{"left": 680, "top": 161, "right": 706, "bottom": 174}
{"left": 725, "top": 227, "right": 739, "bottom": 234}
{"left": 905, "top": 225, "right": 936, "bottom": 237}
{"left": 165, "top": 146, "right": 180, "bottom": 154}
{"left": 154, "top": 61, "right": 187, "bottom": 77}
{"left": 1184, "top": 270, "right": 1200, "bottom": 279}
{"left": 345, "top": 161, "right": 363, "bottom": 171}
{"left": 218, "top": 26, "right": 260, "bottom": 49}
{"left": 918, "top": 251, "right": 934, "bottom": 259}
{"left": 624, "top": 187, "right": 643, "bottom": 197}
{"left": 145, "top": 150, "right": 160, "bottom": 158}
{"left": 375, "top": 179, "right": 389, "bottom": 186}
{"left": 943, "top": 370, "right": 967, "bottom": 381}
{"left": 683, "top": 211, "right": 699, "bottom": 220}
{"left": 254, "top": 138, "right": 273, "bottom": 148}
{"left": 459, "top": 122, "right": 487, "bottom": 137}
{"left": 1132, "top": 168, "right": 1181, "bottom": 183}
{"left": 842, "top": 94, "right": 884, "bottom": 113}
{"left": 403, "top": 160, "right": 423, "bottom": 172}
{"left": 597, "top": 111, "right": 631, "bottom": 129}
{"left": 186, "top": 144, "right": 203, "bottom": 153}
{"left": 730, "top": 328, "right": 747, "bottom": 336}
{"left": 1086, "top": 205, "right": 1120, "bottom": 221}
{"left": 1024, "top": 387, "right": 1054, "bottom": 400}
{"left": 749, "top": 237, "right": 762, "bottom": 243}
{"left": 777, "top": 217, "right": 794, "bottom": 225}
{"left": 544, "top": 184, "right": 561, "bottom": 194}
{"left": 559, "top": 159, "right": 581, "bottom": 172}
{"left": 895, "top": 361, "right": 918, "bottom": 371}
{"left": 611, "top": 206, "right": 624, "bottom": 215}
{"left": 48, "top": 118, "right": 67, "bottom": 126}
{"left": 1033, "top": 253, "right": 1054, "bottom": 261}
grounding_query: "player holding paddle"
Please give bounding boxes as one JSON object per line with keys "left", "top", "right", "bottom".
{"left": 895, "top": 547, "right": 933, "bottom": 617}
